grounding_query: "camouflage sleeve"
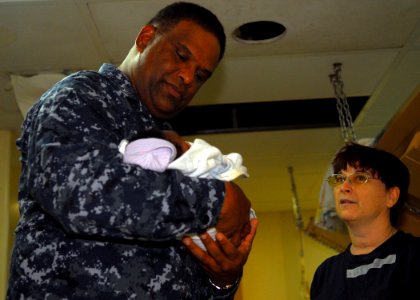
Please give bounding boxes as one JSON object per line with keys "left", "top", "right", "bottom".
{"left": 23, "top": 78, "right": 225, "bottom": 242}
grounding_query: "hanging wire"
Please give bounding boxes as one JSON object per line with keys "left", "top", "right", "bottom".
{"left": 288, "top": 166, "right": 304, "bottom": 230}
{"left": 329, "top": 63, "right": 356, "bottom": 143}
{"left": 288, "top": 166, "right": 310, "bottom": 300}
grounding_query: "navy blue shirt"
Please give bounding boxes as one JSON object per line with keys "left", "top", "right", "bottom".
{"left": 311, "top": 230, "right": 420, "bottom": 300}
{"left": 7, "top": 64, "right": 236, "bottom": 299}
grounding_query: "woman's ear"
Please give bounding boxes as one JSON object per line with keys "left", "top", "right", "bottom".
{"left": 135, "top": 24, "right": 157, "bottom": 52}
{"left": 386, "top": 186, "right": 400, "bottom": 208}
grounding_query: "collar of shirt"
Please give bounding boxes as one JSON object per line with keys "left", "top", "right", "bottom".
{"left": 99, "top": 63, "right": 137, "bottom": 101}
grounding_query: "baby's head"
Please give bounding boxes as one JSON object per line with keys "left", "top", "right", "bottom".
{"left": 160, "top": 130, "right": 190, "bottom": 157}
{"left": 128, "top": 129, "right": 190, "bottom": 158}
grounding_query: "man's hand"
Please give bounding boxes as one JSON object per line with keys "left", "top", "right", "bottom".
{"left": 182, "top": 218, "right": 258, "bottom": 286}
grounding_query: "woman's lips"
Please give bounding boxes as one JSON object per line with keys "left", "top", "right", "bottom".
{"left": 339, "top": 198, "right": 356, "bottom": 205}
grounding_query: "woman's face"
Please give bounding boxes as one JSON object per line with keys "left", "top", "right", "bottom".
{"left": 333, "top": 165, "right": 397, "bottom": 225}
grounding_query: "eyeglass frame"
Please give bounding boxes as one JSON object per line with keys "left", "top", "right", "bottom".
{"left": 326, "top": 171, "right": 380, "bottom": 187}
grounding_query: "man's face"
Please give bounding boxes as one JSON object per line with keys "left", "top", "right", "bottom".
{"left": 132, "top": 20, "right": 221, "bottom": 120}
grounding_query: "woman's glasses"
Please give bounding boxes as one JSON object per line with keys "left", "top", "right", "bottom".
{"left": 327, "top": 172, "right": 378, "bottom": 187}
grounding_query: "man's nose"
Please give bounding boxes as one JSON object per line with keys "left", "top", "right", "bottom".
{"left": 178, "top": 65, "right": 194, "bottom": 87}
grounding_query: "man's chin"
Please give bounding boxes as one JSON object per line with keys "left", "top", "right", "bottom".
{"left": 149, "top": 95, "right": 186, "bottom": 120}
{"left": 153, "top": 108, "right": 180, "bottom": 120}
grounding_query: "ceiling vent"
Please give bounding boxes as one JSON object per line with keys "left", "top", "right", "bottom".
{"left": 232, "top": 21, "right": 286, "bottom": 44}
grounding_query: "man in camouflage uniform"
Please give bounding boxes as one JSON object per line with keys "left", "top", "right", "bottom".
{"left": 7, "top": 2, "right": 257, "bottom": 299}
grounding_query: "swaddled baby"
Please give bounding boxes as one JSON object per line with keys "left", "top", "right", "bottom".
{"left": 119, "top": 129, "right": 256, "bottom": 250}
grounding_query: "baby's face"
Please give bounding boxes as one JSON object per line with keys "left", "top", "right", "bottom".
{"left": 162, "top": 130, "right": 190, "bottom": 157}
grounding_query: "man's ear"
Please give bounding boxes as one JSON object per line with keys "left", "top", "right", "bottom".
{"left": 135, "top": 25, "right": 157, "bottom": 52}
{"left": 386, "top": 186, "right": 400, "bottom": 208}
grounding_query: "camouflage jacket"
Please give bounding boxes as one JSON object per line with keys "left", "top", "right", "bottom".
{"left": 7, "top": 64, "right": 238, "bottom": 299}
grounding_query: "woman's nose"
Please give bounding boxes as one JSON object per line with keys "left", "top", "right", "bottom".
{"left": 339, "top": 179, "right": 352, "bottom": 192}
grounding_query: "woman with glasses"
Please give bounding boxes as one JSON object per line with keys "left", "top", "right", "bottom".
{"left": 310, "top": 142, "right": 420, "bottom": 300}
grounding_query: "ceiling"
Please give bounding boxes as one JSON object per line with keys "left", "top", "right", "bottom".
{"left": 1, "top": 0, "right": 419, "bottom": 215}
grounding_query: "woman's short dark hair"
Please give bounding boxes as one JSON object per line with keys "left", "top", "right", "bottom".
{"left": 148, "top": 2, "right": 226, "bottom": 61}
{"left": 332, "top": 142, "right": 410, "bottom": 226}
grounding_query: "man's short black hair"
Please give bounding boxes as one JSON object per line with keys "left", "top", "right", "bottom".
{"left": 148, "top": 2, "right": 226, "bottom": 61}
{"left": 332, "top": 142, "right": 410, "bottom": 226}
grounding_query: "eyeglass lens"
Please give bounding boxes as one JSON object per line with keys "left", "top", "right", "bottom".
{"left": 327, "top": 173, "right": 371, "bottom": 186}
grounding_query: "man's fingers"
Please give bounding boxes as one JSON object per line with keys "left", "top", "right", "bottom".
{"left": 182, "top": 228, "right": 252, "bottom": 284}
{"left": 182, "top": 236, "right": 207, "bottom": 258}
{"left": 214, "top": 232, "right": 238, "bottom": 259}
{"left": 182, "top": 235, "right": 219, "bottom": 268}
{"left": 244, "top": 218, "right": 258, "bottom": 244}
{"left": 238, "top": 218, "right": 258, "bottom": 257}
{"left": 199, "top": 232, "right": 227, "bottom": 260}
{"left": 182, "top": 218, "right": 258, "bottom": 274}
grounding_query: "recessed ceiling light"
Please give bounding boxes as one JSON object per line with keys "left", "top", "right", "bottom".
{"left": 232, "top": 21, "right": 286, "bottom": 44}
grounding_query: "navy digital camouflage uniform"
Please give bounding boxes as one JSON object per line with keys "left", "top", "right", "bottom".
{"left": 7, "top": 64, "right": 239, "bottom": 299}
